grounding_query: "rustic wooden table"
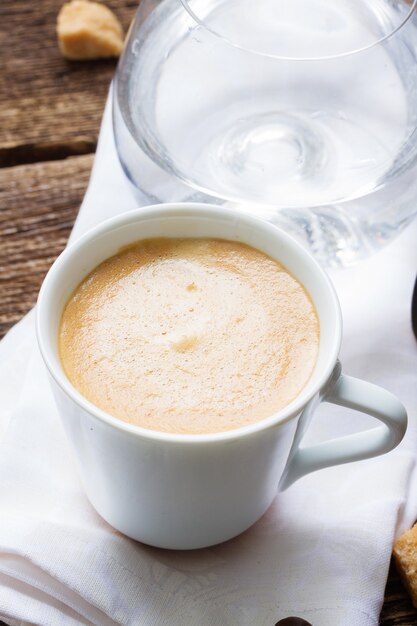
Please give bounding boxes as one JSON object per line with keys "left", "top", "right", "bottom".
{"left": 0, "top": 1, "right": 415, "bottom": 624}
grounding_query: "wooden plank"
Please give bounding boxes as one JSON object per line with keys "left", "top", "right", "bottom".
{"left": 381, "top": 561, "right": 417, "bottom": 625}
{"left": 0, "top": 154, "right": 92, "bottom": 337}
{"left": 0, "top": 0, "right": 136, "bottom": 166}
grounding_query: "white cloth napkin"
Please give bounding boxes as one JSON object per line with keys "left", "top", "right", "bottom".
{"left": 1, "top": 91, "right": 417, "bottom": 626}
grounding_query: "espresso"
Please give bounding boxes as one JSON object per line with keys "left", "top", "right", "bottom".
{"left": 59, "top": 238, "right": 319, "bottom": 434}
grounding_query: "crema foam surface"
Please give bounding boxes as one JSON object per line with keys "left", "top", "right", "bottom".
{"left": 59, "top": 238, "right": 319, "bottom": 434}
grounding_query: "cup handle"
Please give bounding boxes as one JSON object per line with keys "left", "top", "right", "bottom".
{"left": 279, "top": 362, "right": 407, "bottom": 490}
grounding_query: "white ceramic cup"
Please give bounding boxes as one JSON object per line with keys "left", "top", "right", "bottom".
{"left": 36, "top": 204, "right": 407, "bottom": 550}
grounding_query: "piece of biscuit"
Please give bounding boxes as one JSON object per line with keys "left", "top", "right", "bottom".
{"left": 57, "top": 0, "right": 124, "bottom": 60}
{"left": 393, "top": 523, "right": 417, "bottom": 608}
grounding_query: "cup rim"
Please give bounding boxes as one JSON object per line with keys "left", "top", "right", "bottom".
{"left": 36, "top": 203, "right": 342, "bottom": 444}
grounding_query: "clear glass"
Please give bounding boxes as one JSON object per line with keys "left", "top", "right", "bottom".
{"left": 113, "top": 0, "right": 417, "bottom": 266}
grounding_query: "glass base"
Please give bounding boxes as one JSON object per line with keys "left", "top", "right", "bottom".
{"left": 124, "top": 173, "right": 415, "bottom": 268}
{"left": 114, "top": 84, "right": 417, "bottom": 269}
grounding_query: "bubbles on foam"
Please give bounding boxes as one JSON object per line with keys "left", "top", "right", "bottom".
{"left": 171, "top": 335, "right": 199, "bottom": 352}
{"left": 59, "top": 239, "right": 319, "bottom": 434}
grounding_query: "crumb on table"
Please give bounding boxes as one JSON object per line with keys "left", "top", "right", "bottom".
{"left": 393, "top": 523, "right": 417, "bottom": 608}
{"left": 57, "top": 0, "right": 124, "bottom": 60}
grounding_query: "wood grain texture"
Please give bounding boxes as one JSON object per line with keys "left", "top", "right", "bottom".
{"left": 381, "top": 561, "right": 417, "bottom": 625}
{"left": 0, "top": 0, "right": 137, "bottom": 167}
{"left": 0, "top": 155, "right": 92, "bottom": 337}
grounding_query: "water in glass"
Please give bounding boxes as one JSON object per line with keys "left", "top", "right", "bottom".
{"left": 114, "top": 0, "right": 417, "bottom": 266}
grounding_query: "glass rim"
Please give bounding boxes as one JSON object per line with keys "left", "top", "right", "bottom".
{"left": 180, "top": 0, "right": 417, "bottom": 61}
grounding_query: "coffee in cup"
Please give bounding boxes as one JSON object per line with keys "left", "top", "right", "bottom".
{"left": 59, "top": 237, "right": 319, "bottom": 434}
{"left": 37, "top": 204, "right": 406, "bottom": 549}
